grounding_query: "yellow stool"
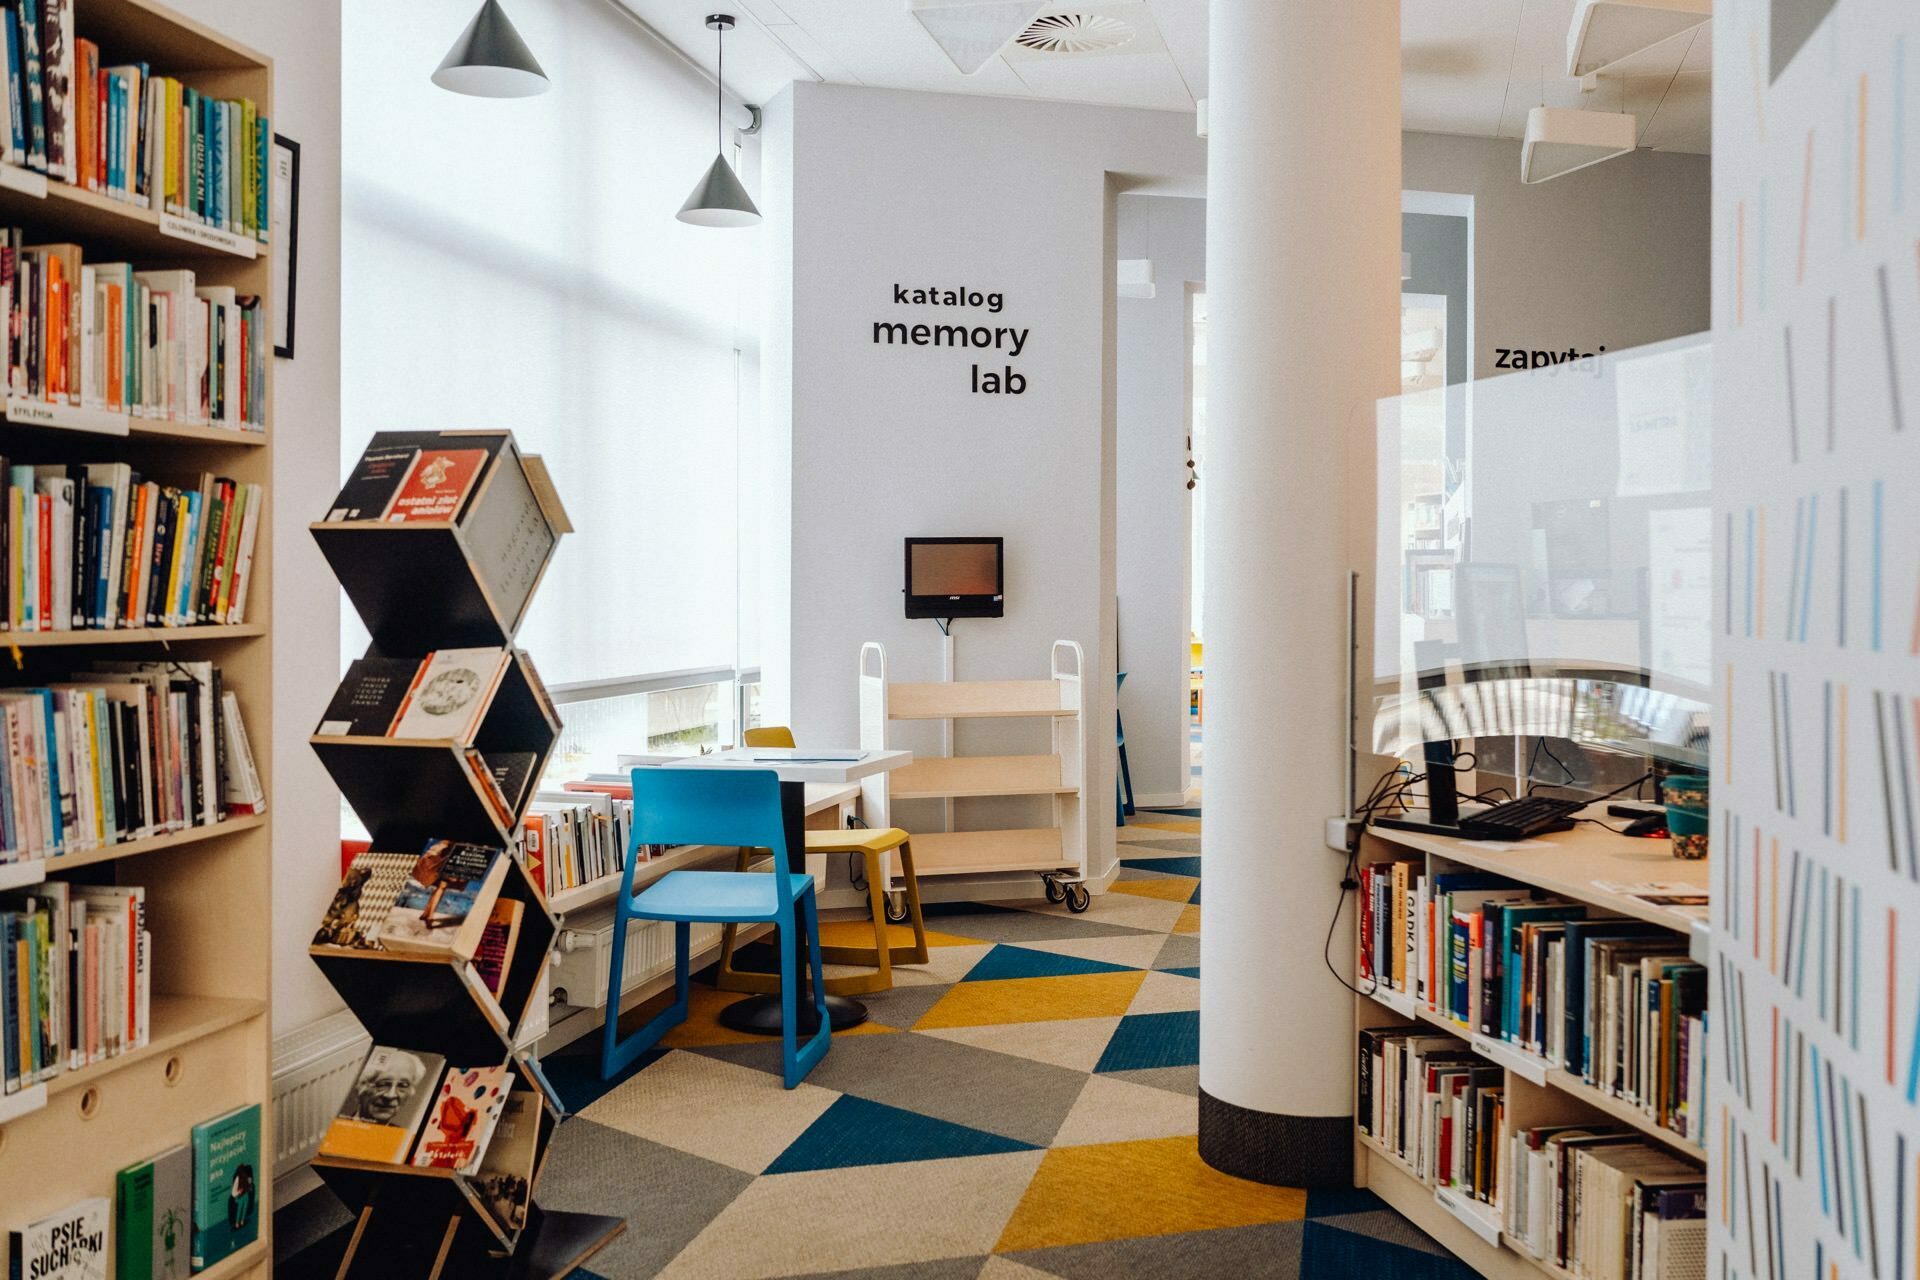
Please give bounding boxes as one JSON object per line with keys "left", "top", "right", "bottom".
{"left": 718, "top": 728, "right": 931, "bottom": 996}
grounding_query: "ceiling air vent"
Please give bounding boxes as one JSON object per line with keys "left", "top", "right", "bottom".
{"left": 1014, "top": 12, "right": 1135, "bottom": 54}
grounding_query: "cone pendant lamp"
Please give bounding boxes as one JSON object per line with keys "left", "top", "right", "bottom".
{"left": 678, "top": 15, "right": 761, "bottom": 227}
{"left": 433, "top": 0, "right": 550, "bottom": 98}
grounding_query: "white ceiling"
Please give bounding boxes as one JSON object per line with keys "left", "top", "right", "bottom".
{"left": 614, "top": 0, "right": 1710, "bottom": 153}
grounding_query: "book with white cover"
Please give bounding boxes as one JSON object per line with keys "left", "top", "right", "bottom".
{"left": 390, "top": 649, "right": 508, "bottom": 743}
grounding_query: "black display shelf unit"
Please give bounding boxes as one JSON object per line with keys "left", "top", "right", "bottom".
{"left": 307, "top": 430, "right": 622, "bottom": 1279}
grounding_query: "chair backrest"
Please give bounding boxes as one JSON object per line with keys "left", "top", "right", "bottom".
{"left": 742, "top": 726, "right": 796, "bottom": 748}
{"left": 626, "top": 766, "right": 793, "bottom": 896}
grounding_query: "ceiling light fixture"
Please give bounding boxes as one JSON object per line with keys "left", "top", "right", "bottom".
{"left": 678, "top": 14, "right": 760, "bottom": 228}
{"left": 432, "top": 0, "right": 550, "bottom": 98}
{"left": 908, "top": 0, "right": 1045, "bottom": 75}
{"left": 1566, "top": 0, "right": 1711, "bottom": 77}
{"left": 1520, "top": 105, "right": 1637, "bottom": 183}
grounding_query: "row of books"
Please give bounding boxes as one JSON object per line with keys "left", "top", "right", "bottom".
{"left": 7, "top": 1103, "right": 260, "bottom": 1280}
{"left": 1358, "top": 860, "right": 1707, "bottom": 1145}
{"left": 318, "top": 1045, "right": 542, "bottom": 1234}
{"left": 0, "top": 662, "right": 263, "bottom": 864}
{"left": 1502, "top": 1125, "right": 1704, "bottom": 1279}
{"left": 1, "top": 880, "right": 146, "bottom": 1095}
{"left": 528, "top": 786, "right": 650, "bottom": 897}
{"left": 313, "top": 840, "right": 529, "bottom": 1032}
{"left": 2, "top": 462, "right": 265, "bottom": 632}
{"left": 1357, "top": 1025, "right": 1504, "bottom": 1205}
{"left": 4, "top": 245, "right": 266, "bottom": 428}
{"left": 0, "top": 0, "right": 271, "bottom": 240}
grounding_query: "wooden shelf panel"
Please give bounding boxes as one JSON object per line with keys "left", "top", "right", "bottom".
{"left": 47, "top": 993, "right": 265, "bottom": 1097}
{"left": 1366, "top": 808, "right": 1706, "bottom": 931}
{"left": 888, "top": 680, "right": 1072, "bottom": 720}
{"left": 5, "top": 813, "right": 267, "bottom": 881}
{"left": 1358, "top": 980, "right": 1705, "bottom": 1159}
{"left": 0, "top": 623, "right": 265, "bottom": 648}
{"left": 1356, "top": 1133, "right": 1536, "bottom": 1280}
{"left": 908, "top": 828, "right": 1066, "bottom": 876}
{"left": 129, "top": 419, "right": 269, "bottom": 446}
{"left": 889, "top": 754, "right": 1071, "bottom": 800}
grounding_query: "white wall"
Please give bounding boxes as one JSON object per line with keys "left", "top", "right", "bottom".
{"left": 166, "top": 0, "right": 343, "bottom": 1035}
{"left": 763, "top": 82, "right": 1205, "bottom": 889}
{"left": 1116, "top": 194, "right": 1203, "bottom": 807}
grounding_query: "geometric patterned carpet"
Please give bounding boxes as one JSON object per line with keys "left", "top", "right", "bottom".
{"left": 509, "top": 730, "right": 1484, "bottom": 1279}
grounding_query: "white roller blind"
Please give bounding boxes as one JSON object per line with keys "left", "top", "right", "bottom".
{"left": 342, "top": 0, "right": 759, "bottom": 685}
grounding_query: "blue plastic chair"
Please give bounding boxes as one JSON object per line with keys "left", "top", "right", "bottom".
{"left": 600, "top": 767, "right": 831, "bottom": 1088}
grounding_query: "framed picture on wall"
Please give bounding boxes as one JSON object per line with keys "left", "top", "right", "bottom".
{"left": 272, "top": 134, "right": 301, "bottom": 358}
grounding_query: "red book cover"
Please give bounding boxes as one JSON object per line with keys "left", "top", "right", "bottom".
{"left": 520, "top": 815, "right": 546, "bottom": 896}
{"left": 36, "top": 493, "right": 51, "bottom": 630}
{"left": 384, "top": 450, "right": 488, "bottom": 524}
{"left": 560, "top": 780, "right": 632, "bottom": 800}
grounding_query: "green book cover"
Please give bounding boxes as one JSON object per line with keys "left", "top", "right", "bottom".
{"left": 189, "top": 1105, "right": 259, "bottom": 1271}
{"left": 115, "top": 1145, "right": 189, "bottom": 1280}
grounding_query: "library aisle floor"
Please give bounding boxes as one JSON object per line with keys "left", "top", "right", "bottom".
{"left": 285, "top": 733, "right": 1480, "bottom": 1278}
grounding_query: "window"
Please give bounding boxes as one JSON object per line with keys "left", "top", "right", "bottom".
{"left": 341, "top": 1, "right": 763, "bottom": 783}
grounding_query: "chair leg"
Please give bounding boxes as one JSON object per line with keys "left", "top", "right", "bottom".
{"left": 864, "top": 851, "right": 893, "bottom": 990}
{"left": 601, "top": 912, "right": 689, "bottom": 1080}
{"left": 797, "top": 890, "right": 832, "bottom": 1081}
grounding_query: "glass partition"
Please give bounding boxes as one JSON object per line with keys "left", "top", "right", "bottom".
{"left": 1372, "top": 332, "right": 1713, "bottom": 797}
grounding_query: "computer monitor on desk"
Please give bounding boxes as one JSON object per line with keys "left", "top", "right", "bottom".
{"left": 1367, "top": 672, "right": 1710, "bottom": 839}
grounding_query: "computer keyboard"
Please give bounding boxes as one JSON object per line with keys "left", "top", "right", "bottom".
{"left": 1459, "top": 795, "right": 1585, "bottom": 841}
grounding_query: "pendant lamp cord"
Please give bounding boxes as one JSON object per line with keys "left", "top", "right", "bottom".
{"left": 716, "top": 22, "right": 725, "bottom": 154}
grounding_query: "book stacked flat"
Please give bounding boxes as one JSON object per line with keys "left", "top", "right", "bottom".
{"left": 1, "top": 247, "right": 267, "bottom": 429}
{"left": 0, "top": 1, "right": 271, "bottom": 242}
{"left": 0, "top": 660, "right": 263, "bottom": 867}
{"left": 0, "top": 461, "right": 265, "bottom": 632}
{"left": 2, "top": 880, "right": 148, "bottom": 1096}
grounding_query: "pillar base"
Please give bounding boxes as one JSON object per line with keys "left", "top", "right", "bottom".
{"left": 1197, "top": 1088, "right": 1353, "bottom": 1188}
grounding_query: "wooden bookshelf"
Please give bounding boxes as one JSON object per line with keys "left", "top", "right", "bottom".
{"left": 0, "top": 3, "right": 273, "bottom": 1278}
{"left": 1352, "top": 813, "right": 1707, "bottom": 1280}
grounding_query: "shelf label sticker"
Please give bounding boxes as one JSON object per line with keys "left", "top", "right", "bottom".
{"left": 4, "top": 397, "right": 132, "bottom": 437}
{"left": 158, "top": 213, "right": 259, "bottom": 258}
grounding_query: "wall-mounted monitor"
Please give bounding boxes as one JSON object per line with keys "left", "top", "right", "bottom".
{"left": 905, "top": 537, "right": 1004, "bottom": 619}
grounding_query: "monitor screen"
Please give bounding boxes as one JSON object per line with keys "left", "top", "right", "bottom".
{"left": 905, "top": 538, "right": 1004, "bottom": 619}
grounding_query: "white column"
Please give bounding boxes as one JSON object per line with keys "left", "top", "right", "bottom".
{"left": 1198, "top": 0, "right": 1400, "bottom": 1185}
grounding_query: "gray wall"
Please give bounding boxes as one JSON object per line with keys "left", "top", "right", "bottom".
{"left": 1116, "top": 195, "right": 1205, "bottom": 805}
{"left": 1404, "top": 132, "right": 1712, "bottom": 376}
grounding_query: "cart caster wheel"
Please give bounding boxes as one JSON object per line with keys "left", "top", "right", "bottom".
{"left": 1044, "top": 877, "right": 1066, "bottom": 904}
{"left": 884, "top": 892, "right": 909, "bottom": 924}
{"left": 1066, "top": 884, "right": 1091, "bottom": 913}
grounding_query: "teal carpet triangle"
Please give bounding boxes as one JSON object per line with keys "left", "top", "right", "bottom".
{"left": 765, "top": 1094, "right": 1037, "bottom": 1174}
{"left": 961, "top": 943, "right": 1139, "bottom": 981}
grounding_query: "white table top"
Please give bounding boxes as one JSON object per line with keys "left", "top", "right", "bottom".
{"left": 661, "top": 747, "right": 912, "bottom": 785}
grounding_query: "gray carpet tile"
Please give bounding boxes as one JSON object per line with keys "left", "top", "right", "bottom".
{"left": 1151, "top": 934, "right": 1200, "bottom": 971}
{"left": 1104, "top": 1065, "right": 1200, "bottom": 1097}
{"left": 1009, "top": 1219, "right": 1304, "bottom": 1280}
{"left": 532, "top": 1120, "right": 754, "bottom": 1279}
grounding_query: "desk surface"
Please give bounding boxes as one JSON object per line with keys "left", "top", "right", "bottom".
{"left": 1367, "top": 804, "right": 1707, "bottom": 932}
{"left": 663, "top": 748, "right": 912, "bottom": 785}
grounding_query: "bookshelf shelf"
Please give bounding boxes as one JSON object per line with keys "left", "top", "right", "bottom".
{"left": 46, "top": 994, "right": 265, "bottom": 1098}
{"left": 1356, "top": 817, "right": 1708, "bottom": 1280}
{"left": 546, "top": 842, "right": 726, "bottom": 914}
{"left": 5, "top": 814, "right": 267, "bottom": 884}
{"left": 0, "top": 1082, "right": 47, "bottom": 1124}
{"left": 0, "top": 4, "right": 275, "bottom": 1277}
{"left": 889, "top": 754, "right": 1076, "bottom": 800}
{"left": 1, "top": 623, "right": 266, "bottom": 648}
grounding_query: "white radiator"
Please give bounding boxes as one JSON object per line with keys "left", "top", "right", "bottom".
{"left": 550, "top": 906, "right": 726, "bottom": 1010}
{"left": 270, "top": 1010, "right": 372, "bottom": 1181}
